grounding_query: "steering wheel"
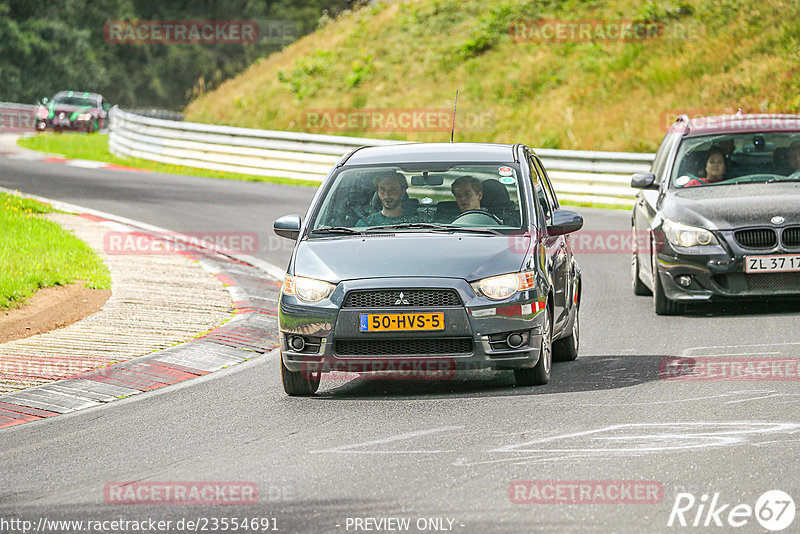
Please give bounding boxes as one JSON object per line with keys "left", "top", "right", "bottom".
{"left": 452, "top": 209, "right": 503, "bottom": 225}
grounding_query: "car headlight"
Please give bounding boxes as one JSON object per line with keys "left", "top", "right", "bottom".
{"left": 662, "top": 218, "right": 719, "bottom": 248}
{"left": 76, "top": 113, "right": 92, "bottom": 121}
{"left": 282, "top": 275, "right": 335, "bottom": 303}
{"left": 471, "top": 271, "right": 535, "bottom": 300}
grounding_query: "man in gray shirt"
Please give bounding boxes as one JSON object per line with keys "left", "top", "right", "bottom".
{"left": 357, "top": 171, "right": 417, "bottom": 226}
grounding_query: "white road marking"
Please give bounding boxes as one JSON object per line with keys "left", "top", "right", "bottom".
{"left": 723, "top": 393, "right": 790, "bottom": 404}
{"left": 489, "top": 422, "right": 800, "bottom": 454}
{"left": 66, "top": 159, "right": 106, "bottom": 169}
{"left": 682, "top": 343, "right": 800, "bottom": 356}
{"left": 311, "top": 426, "right": 463, "bottom": 454}
{"left": 582, "top": 391, "right": 779, "bottom": 407}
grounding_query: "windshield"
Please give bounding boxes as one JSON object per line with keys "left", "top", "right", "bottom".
{"left": 671, "top": 132, "right": 800, "bottom": 188}
{"left": 310, "top": 164, "right": 525, "bottom": 233}
{"left": 52, "top": 94, "right": 98, "bottom": 107}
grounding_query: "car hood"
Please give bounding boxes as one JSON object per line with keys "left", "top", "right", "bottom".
{"left": 292, "top": 233, "right": 529, "bottom": 283}
{"left": 663, "top": 183, "right": 800, "bottom": 230}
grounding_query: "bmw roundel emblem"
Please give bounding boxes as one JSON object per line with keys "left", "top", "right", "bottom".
{"left": 771, "top": 216, "right": 785, "bottom": 225}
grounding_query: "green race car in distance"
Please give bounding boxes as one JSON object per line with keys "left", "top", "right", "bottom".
{"left": 35, "top": 91, "right": 110, "bottom": 133}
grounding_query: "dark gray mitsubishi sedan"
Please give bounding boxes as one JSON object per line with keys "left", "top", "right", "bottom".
{"left": 274, "top": 143, "right": 583, "bottom": 395}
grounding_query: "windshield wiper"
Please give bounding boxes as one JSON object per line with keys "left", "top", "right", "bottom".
{"left": 370, "top": 222, "right": 503, "bottom": 235}
{"left": 766, "top": 178, "right": 800, "bottom": 184}
{"left": 311, "top": 226, "right": 365, "bottom": 235}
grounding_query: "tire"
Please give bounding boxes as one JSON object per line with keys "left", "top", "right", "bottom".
{"left": 652, "top": 253, "right": 682, "bottom": 315}
{"left": 515, "top": 306, "right": 552, "bottom": 386}
{"left": 280, "top": 355, "right": 320, "bottom": 396}
{"left": 631, "top": 228, "right": 651, "bottom": 296}
{"left": 553, "top": 308, "right": 579, "bottom": 362}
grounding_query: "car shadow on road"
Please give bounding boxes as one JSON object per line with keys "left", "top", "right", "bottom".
{"left": 679, "top": 298, "right": 800, "bottom": 318}
{"left": 313, "top": 354, "right": 669, "bottom": 400}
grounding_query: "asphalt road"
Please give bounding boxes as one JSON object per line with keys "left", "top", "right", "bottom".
{"left": 1, "top": 156, "right": 799, "bottom": 534}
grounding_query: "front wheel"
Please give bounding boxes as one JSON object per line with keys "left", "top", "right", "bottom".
{"left": 515, "top": 307, "right": 552, "bottom": 386}
{"left": 280, "top": 355, "right": 320, "bottom": 396}
{"left": 652, "top": 254, "right": 682, "bottom": 315}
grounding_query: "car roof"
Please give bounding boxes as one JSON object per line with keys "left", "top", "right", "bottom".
{"left": 53, "top": 91, "right": 103, "bottom": 100}
{"left": 343, "top": 143, "right": 517, "bottom": 166}
{"left": 674, "top": 113, "right": 800, "bottom": 137}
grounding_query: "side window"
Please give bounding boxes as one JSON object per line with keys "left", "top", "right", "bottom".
{"left": 651, "top": 132, "right": 680, "bottom": 183}
{"left": 528, "top": 155, "right": 553, "bottom": 225}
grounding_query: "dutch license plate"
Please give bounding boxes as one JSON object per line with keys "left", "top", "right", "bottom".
{"left": 745, "top": 255, "right": 800, "bottom": 273}
{"left": 360, "top": 313, "right": 444, "bottom": 332}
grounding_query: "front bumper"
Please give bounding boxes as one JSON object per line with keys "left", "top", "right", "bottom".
{"left": 655, "top": 231, "right": 800, "bottom": 302}
{"left": 41, "top": 117, "right": 96, "bottom": 131}
{"left": 279, "top": 277, "right": 547, "bottom": 374}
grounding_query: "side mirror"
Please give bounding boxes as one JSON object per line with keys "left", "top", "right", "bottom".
{"left": 274, "top": 214, "right": 302, "bottom": 240}
{"left": 547, "top": 209, "right": 583, "bottom": 236}
{"left": 631, "top": 172, "right": 658, "bottom": 189}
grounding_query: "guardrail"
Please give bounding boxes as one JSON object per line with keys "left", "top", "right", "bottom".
{"left": 109, "top": 107, "right": 653, "bottom": 206}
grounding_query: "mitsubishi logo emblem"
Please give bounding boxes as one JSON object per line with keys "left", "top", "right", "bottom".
{"left": 771, "top": 216, "right": 785, "bottom": 225}
{"left": 394, "top": 291, "right": 410, "bottom": 306}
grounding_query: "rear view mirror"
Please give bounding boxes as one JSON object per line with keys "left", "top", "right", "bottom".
{"left": 411, "top": 174, "right": 445, "bottom": 186}
{"left": 631, "top": 173, "right": 658, "bottom": 189}
{"left": 274, "top": 214, "right": 302, "bottom": 240}
{"left": 547, "top": 210, "right": 583, "bottom": 235}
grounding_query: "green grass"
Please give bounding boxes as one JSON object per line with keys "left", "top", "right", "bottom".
{"left": 0, "top": 192, "right": 111, "bottom": 309}
{"left": 560, "top": 199, "right": 632, "bottom": 211}
{"left": 185, "top": 0, "right": 800, "bottom": 153}
{"left": 17, "top": 133, "right": 319, "bottom": 188}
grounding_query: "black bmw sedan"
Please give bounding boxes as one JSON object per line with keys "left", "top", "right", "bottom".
{"left": 273, "top": 143, "right": 583, "bottom": 395}
{"left": 632, "top": 113, "right": 800, "bottom": 314}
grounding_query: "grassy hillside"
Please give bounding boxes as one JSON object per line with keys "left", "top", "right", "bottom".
{"left": 185, "top": 0, "right": 800, "bottom": 152}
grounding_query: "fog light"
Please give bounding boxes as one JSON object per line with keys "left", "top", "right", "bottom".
{"left": 506, "top": 333, "right": 525, "bottom": 349}
{"left": 677, "top": 275, "right": 692, "bottom": 287}
{"left": 290, "top": 336, "right": 305, "bottom": 351}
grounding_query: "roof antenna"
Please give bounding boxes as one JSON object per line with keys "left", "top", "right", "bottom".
{"left": 450, "top": 90, "right": 458, "bottom": 143}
